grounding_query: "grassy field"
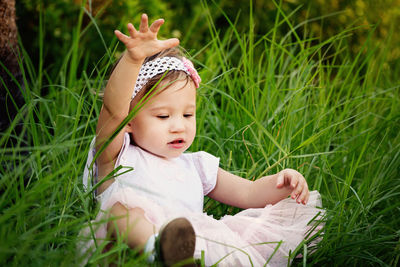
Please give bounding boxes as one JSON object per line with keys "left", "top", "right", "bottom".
{"left": 1, "top": 2, "right": 399, "bottom": 266}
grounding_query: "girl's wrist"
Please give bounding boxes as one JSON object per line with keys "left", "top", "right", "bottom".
{"left": 122, "top": 52, "right": 145, "bottom": 66}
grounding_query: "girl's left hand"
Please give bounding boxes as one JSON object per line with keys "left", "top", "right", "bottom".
{"left": 114, "top": 14, "right": 179, "bottom": 63}
{"left": 276, "top": 168, "right": 309, "bottom": 204}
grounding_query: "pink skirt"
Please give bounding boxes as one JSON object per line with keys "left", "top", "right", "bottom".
{"left": 79, "top": 187, "right": 324, "bottom": 266}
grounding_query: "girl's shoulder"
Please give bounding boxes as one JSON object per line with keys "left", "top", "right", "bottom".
{"left": 182, "top": 151, "right": 220, "bottom": 174}
{"left": 182, "top": 150, "right": 219, "bottom": 162}
{"left": 116, "top": 133, "right": 137, "bottom": 163}
{"left": 182, "top": 151, "right": 220, "bottom": 195}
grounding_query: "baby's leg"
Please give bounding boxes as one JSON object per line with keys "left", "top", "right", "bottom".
{"left": 107, "top": 202, "right": 156, "bottom": 250}
{"left": 107, "top": 202, "right": 196, "bottom": 266}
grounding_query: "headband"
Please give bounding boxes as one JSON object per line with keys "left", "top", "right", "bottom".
{"left": 132, "top": 56, "right": 201, "bottom": 99}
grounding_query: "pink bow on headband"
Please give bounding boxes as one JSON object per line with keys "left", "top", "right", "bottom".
{"left": 182, "top": 57, "right": 201, "bottom": 88}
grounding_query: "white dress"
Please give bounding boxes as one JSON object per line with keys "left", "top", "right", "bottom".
{"left": 81, "top": 133, "right": 324, "bottom": 266}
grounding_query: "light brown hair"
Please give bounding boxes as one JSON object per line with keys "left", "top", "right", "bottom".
{"left": 134, "top": 47, "right": 191, "bottom": 102}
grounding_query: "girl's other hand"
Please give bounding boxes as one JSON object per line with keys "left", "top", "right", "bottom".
{"left": 114, "top": 14, "right": 180, "bottom": 62}
{"left": 276, "top": 168, "right": 309, "bottom": 205}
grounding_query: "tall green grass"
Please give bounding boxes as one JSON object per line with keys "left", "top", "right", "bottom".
{"left": 1, "top": 2, "right": 399, "bottom": 266}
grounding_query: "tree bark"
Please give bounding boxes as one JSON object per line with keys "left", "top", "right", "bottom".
{"left": 0, "top": 0, "right": 23, "bottom": 132}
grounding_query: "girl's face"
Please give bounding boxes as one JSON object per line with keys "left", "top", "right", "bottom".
{"left": 127, "top": 79, "right": 196, "bottom": 158}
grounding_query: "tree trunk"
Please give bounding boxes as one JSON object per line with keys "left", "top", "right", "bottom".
{"left": 0, "top": 0, "right": 22, "bottom": 132}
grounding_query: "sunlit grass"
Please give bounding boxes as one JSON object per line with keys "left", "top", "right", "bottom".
{"left": 1, "top": 1, "right": 399, "bottom": 266}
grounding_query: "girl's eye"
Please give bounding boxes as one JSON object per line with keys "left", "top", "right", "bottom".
{"left": 157, "top": 115, "right": 169, "bottom": 119}
{"left": 184, "top": 114, "right": 193, "bottom": 118}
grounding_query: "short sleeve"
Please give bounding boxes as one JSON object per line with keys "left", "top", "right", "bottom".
{"left": 192, "top": 151, "right": 220, "bottom": 195}
{"left": 82, "top": 133, "right": 131, "bottom": 192}
{"left": 114, "top": 133, "right": 131, "bottom": 166}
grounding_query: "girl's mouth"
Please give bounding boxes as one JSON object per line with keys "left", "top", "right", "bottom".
{"left": 168, "top": 139, "right": 185, "bottom": 149}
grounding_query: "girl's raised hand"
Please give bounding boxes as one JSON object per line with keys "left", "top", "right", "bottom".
{"left": 114, "top": 14, "right": 179, "bottom": 62}
{"left": 276, "top": 168, "right": 309, "bottom": 205}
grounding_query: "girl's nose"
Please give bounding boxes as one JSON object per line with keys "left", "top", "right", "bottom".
{"left": 169, "top": 117, "right": 185, "bottom": 133}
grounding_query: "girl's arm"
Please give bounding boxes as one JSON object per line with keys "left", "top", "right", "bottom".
{"left": 95, "top": 14, "right": 179, "bottom": 193}
{"left": 207, "top": 168, "right": 309, "bottom": 209}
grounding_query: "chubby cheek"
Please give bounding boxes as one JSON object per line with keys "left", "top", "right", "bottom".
{"left": 128, "top": 124, "right": 149, "bottom": 147}
{"left": 149, "top": 127, "right": 164, "bottom": 142}
{"left": 188, "top": 123, "right": 196, "bottom": 143}
{"left": 141, "top": 125, "right": 160, "bottom": 140}
{"left": 132, "top": 128, "right": 160, "bottom": 149}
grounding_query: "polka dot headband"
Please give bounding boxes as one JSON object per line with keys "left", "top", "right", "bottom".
{"left": 132, "top": 56, "right": 201, "bottom": 99}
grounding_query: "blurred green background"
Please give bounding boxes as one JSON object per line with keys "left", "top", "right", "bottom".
{"left": 16, "top": 0, "right": 400, "bottom": 75}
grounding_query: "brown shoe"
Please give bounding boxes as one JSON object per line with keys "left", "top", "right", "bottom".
{"left": 158, "top": 217, "right": 196, "bottom": 267}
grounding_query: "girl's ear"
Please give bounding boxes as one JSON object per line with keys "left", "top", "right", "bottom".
{"left": 126, "top": 100, "right": 136, "bottom": 134}
{"left": 125, "top": 121, "right": 134, "bottom": 133}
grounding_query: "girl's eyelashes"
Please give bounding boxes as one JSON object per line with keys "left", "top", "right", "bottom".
{"left": 157, "top": 115, "right": 169, "bottom": 119}
{"left": 156, "top": 113, "right": 194, "bottom": 119}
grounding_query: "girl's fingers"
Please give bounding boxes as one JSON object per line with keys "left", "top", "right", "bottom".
{"left": 276, "top": 172, "right": 284, "bottom": 188}
{"left": 298, "top": 184, "right": 309, "bottom": 204}
{"left": 139, "top": 13, "right": 149, "bottom": 32}
{"left": 149, "top": 19, "right": 164, "bottom": 33}
{"left": 158, "top": 38, "right": 180, "bottom": 50}
{"left": 303, "top": 190, "right": 310, "bottom": 205}
{"left": 127, "top": 23, "right": 137, "bottom": 37}
{"left": 304, "top": 191, "right": 310, "bottom": 204}
{"left": 291, "top": 180, "right": 303, "bottom": 200}
{"left": 290, "top": 175, "right": 299, "bottom": 189}
{"left": 114, "top": 30, "right": 130, "bottom": 44}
